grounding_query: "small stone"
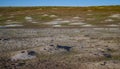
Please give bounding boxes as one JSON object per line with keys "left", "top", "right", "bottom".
{"left": 57, "top": 45, "right": 72, "bottom": 51}
{"left": 28, "top": 51, "right": 36, "bottom": 56}
{"left": 50, "top": 44, "right": 54, "bottom": 46}
{"left": 101, "top": 62, "right": 107, "bottom": 66}
{"left": 3, "top": 38, "right": 10, "bottom": 41}
{"left": 44, "top": 48, "right": 47, "bottom": 50}
{"left": 17, "top": 62, "right": 25, "bottom": 66}
{"left": 21, "top": 51, "right": 25, "bottom": 53}
{"left": 84, "top": 34, "right": 89, "bottom": 37}
{"left": 103, "top": 53, "right": 112, "bottom": 58}
{"left": 106, "top": 48, "right": 112, "bottom": 51}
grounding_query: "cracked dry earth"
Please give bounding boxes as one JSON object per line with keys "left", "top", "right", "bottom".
{"left": 0, "top": 28, "right": 120, "bottom": 69}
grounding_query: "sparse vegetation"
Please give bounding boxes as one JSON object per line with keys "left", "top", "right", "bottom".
{"left": 0, "top": 6, "right": 120, "bottom": 69}
{"left": 0, "top": 6, "right": 120, "bottom": 28}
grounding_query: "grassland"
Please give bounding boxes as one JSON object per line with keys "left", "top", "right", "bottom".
{"left": 0, "top": 6, "right": 120, "bottom": 69}
{"left": 0, "top": 6, "right": 120, "bottom": 28}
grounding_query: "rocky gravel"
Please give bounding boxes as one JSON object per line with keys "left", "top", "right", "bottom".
{"left": 0, "top": 28, "right": 120, "bottom": 69}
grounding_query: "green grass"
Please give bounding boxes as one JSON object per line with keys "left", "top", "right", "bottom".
{"left": 32, "top": 14, "right": 56, "bottom": 23}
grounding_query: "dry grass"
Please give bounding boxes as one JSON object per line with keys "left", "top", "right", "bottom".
{"left": 0, "top": 6, "right": 120, "bottom": 28}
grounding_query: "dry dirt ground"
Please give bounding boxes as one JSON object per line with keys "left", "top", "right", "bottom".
{"left": 0, "top": 28, "right": 120, "bottom": 69}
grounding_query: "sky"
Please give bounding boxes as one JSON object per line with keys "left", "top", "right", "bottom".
{"left": 0, "top": 0, "right": 120, "bottom": 6}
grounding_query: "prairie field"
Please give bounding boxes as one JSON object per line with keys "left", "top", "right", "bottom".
{"left": 0, "top": 6, "right": 120, "bottom": 28}
{"left": 0, "top": 6, "right": 120, "bottom": 69}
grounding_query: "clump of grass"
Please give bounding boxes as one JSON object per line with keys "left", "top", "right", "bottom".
{"left": 61, "top": 23, "right": 69, "bottom": 26}
{"left": 32, "top": 15, "right": 55, "bottom": 23}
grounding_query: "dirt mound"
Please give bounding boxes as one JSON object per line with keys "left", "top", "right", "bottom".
{"left": 11, "top": 50, "right": 36, "bottom": 61}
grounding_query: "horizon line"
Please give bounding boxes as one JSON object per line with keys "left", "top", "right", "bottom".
{"left": 0, "top": 5, "right": 120, "bottom": 7}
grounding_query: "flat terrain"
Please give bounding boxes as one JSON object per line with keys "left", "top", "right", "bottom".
{"left": 0, "top": 28, "right": 120, "bottom": 69}
{"left": 0, "top": 6, "right": 120, "bottom": 69}
{"left": 0, "top": 6, "right": 120, "bottom": 28}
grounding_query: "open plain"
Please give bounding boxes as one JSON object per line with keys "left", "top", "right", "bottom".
{"left": 0, "top": 6, "right": 120, "bottom": 69}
